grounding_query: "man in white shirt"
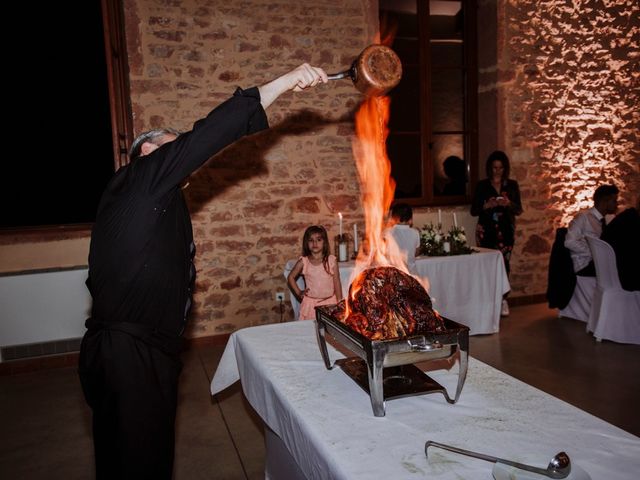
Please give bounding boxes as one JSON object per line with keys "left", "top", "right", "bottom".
{"left": 383, "top": 203, "right": 421, "bottom": 275}
{"left": 565, "top": 184, "right": 619, "bottom": 276}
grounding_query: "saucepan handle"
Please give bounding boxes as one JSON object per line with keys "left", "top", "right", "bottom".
{"left": 327, "top": 70, "right": 352, "bottom": 81}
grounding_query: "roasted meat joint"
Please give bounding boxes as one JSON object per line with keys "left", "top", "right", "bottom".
{"left": 338, "top": 266, "right": 445, "bottom": 340}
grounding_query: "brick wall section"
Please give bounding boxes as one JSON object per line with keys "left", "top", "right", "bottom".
{"left": 495, "top": 0, "right": 640, "bottom": 296}
{"left": 124, "top": 0, "right": 371, "bottom": 336}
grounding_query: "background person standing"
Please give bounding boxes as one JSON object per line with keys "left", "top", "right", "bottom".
{"left": 470, "top": 150, "right": 523, "bottom": 316}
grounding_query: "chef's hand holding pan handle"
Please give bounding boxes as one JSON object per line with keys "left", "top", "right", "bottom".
{"left": 259, "top": 63, "right": 328, "bottom": 109}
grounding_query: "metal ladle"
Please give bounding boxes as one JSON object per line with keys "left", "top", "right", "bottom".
{"left": 425, "top": 441, "right": 571, "bottom": 479}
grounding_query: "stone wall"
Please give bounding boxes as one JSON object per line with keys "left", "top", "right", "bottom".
{"left": 495, "top": 0, "right": 639, "bottom": 296}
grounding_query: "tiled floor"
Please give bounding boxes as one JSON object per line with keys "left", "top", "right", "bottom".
{"left": 0, "top": 303, "right": 638, "bottom": 479}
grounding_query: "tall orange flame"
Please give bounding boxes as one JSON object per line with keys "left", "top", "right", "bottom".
{"left": 352, "top": 96, "right": 396, "bottom": 268}
{"left": 346, "top": 93, "right": 429, "bottom": 320}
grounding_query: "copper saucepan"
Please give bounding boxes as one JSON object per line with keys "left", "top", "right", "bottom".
{"left": 327, "top": 44, "right": 402, "bottom": 96}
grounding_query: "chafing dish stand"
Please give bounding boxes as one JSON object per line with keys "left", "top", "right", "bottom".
{"left": 315, "top": 305, "right": 469, "bottom": 417}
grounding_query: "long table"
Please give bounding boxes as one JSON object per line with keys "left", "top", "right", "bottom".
{"left": 211, "top": 320, "right": 640, "bottom": 480}
{"left": 284, "top": 248, "right": 510, "bottom": 335}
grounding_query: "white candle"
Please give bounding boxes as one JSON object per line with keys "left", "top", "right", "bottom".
{"left": 353, "top": 224, "right": 358, "bottom": 252}
{"left": 339, "top": 242, "right": 347, "bottom": 262}
{"left": 438, "top": 209, "right": 442, "bottom": 225}
{"left": 338, "top": 212, "right": 343, "bottom": 236}
{"left": 453, "top": 212, "right": 458, "bottom": 228}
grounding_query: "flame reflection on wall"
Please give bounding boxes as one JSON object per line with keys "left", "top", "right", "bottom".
{"left": 504, "top": 0, "right": 640, "bottom": 229}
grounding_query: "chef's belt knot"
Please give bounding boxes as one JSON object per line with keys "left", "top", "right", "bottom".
{"left": 85, "top": 318, "right": 183, "bottom": 357}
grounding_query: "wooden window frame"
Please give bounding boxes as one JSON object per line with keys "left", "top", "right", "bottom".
{"left": 383, "top": 0, "right": 478, "bottom": 207}
{"left": 102, "top": 0, "right": 134, "bottom": 171}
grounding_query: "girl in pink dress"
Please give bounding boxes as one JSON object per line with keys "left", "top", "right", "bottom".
{"left": 287, "top": 225, "right": 343, "bottom": 320}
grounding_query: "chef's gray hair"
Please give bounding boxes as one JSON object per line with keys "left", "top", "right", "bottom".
{"left": 129, "top": 128, "right": 181, "bottom": 159}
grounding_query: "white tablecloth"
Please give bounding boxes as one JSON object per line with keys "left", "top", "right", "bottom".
{"left": 284, "top": 248, "right": 510, "bottom": 335}
{"left": 211, "top": 320, "right": 640, "bottom": 480}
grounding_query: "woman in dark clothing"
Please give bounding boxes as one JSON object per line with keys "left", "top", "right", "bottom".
{"left": 78, "top": 64, "right": 327, "bottom": 480}
{"left": 470, "top": 151, "right": 523, "bottom": 314}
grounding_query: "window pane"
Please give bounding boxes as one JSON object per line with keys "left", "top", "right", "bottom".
{"left": 388, "top": 66, "right": 420, "bottom": 132}
{"left": 431, "top": 68, "right": 464, "bottom": 131}
{"left": 1, "top": 1, "right": 115, "bottom": 228}
{"left": 431, "top": 43, "right": 463, "bottom": 68}
{"left": 380, "top": 0, "right": 475, "bottom": 205}
{"left": 387, "top": 133, "right": 423, "bottom": 199}
{"left": 380, "top": 3, "right": 418, "bottom": 64}
{"left": 432, "top": 134, "right": 468, "bottom": 196}
{"left": 429, "top": 1, "right": 463, "bottom": 39}
{"left": 393, "top": 35, "right": 419, "bottom": 65}
{"left": 383, "top": 3, "right": 419, "bottom": 133}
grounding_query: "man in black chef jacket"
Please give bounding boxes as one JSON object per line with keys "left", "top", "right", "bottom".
{"left": 78, "top": 64, "right": 328, "bottom": 480}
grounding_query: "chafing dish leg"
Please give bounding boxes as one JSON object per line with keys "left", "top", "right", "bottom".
{"left": 366, "top": 349, "right": 386, "bottom": 417}
{"left": 314, "top": 318, "right": 335, "bottom": 370}
{"left": 453, "top": 348, "right": 468, "bottom": 403}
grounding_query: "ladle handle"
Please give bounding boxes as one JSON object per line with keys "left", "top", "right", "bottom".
{"left": 327, "top": 70, "right": 351, "bottom": 81}
{"left": 425, "top": 441, "right": 568, "bottom": 479}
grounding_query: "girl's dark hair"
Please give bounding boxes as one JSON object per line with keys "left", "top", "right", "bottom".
{"left": 485, "top": 150, "right": 510, "bottom": 180}
{"left": 302, "top": 225, "right": 331, "bottom": 275}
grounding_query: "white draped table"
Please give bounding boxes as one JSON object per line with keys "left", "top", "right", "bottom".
{"left": 211, "top": 321, "right": 639, "bottom": 480}
{"left": 284, "top": 248, "right": 510, "bottom": 335}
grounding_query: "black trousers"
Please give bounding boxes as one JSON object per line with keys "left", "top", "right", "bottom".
{"left": 79, "top": 329, "right": 182, "bottom": 480}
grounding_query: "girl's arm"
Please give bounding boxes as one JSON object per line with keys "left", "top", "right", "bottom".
{"left": 333, "top": 257, "right": 343, "bottom": 302}
{"left": 287, "top": 259, "right": 306, "bottom": 302}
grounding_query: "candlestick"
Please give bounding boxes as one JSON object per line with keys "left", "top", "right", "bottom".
{"left": 339, "top": 242, "right": 348, "bottom": 262}
{"left": 338, "top": 212, "right": 343, "bottom": 236}
{"left": 438, "top": 209, "right": 442, "bottom": 226}
{"left": 453, "top": 212, "right": 458, "bottom": 228}
{"left": 353, "top": 224, "right": 358, "bottom": 252}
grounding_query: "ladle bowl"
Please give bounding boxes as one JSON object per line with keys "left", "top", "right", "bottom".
{"left": 425, "top": 441, "right": 571, "bottom": 479}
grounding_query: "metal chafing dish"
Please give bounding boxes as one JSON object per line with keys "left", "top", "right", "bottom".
{"left": 315, "top": 304, "right": 469, "bottom": 417}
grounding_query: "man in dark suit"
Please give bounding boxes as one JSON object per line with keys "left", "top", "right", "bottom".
{"left": 601, "top": 197, "right": 640, "bottom": 291}
{"left": 78, "top": 64, "right": 328, "bottom": 480}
